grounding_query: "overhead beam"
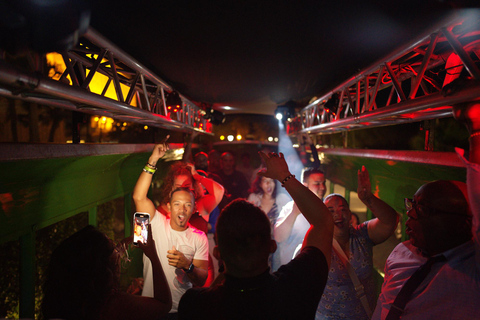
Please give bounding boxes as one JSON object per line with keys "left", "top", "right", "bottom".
{"left": 290, "top": 10, "right": 480, "bottom": 136}
{"left": 0, "top": 28, "right": 213, "bottom": 134}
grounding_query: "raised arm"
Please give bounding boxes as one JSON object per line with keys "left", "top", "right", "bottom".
{"left": 182, "top": 131, "right": 199, "bottom": 163}
{"left": 358, "top": 165, "right": 399, "bottom": 244}
{"left": 139, "top": 224, "right": 172, "bottom": 307}
{"left": 259, "top": 152, "right": 333, "bottom": 265}
{"left": 189, "top": 164, "right": 224, "bottom": 220}
{"left": 118, "top": 225, "right": 172, "bottom": 319}
{"left": 133, "top": 136, "right": 169, "bottom": 219}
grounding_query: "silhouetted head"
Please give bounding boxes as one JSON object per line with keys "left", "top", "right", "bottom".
{"left": 194, "top": 152, "right": 209, "bottom": 172}
{"left": 42, "top": 225, "right": 119, "bottom": 320}
{"left": 215, "top": 199, "right": 276, "bottom": 277}
{"left": 220, "top": 152, "right": 236, "bottom": 174}
{"left": 405, "top": 180, "right": 471, "bottom": 256}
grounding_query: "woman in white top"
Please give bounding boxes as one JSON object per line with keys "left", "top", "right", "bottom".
{"left": 247, "top": 172, "right": 290, "bottom": 231}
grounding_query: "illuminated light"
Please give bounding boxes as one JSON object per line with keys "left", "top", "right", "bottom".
{"left": 108, "top": 118, "right": 114, "bottom": 124}
{"left": 86, "top": 66, "right": 137, "bottom": 107}
{"left": 66, "top": 140, "right": 85, "bottom": 144}
{"left": 268, "top": 136, "right": 273, "bottom": 142}
{"left": 236, "top": 135, "right": 242, "bottom": 141}
{"left": 166, "top": 91, "right": 182, "bottom": 113}
{"left": 386, "top": 160, "right": 397, "bottom": 166}
{"left": 117, "top": 123, "right": 121, "bottom": 126}
{"left": 274, "top": 137, "right": 279, "bottom": 142}
{"left": 277, "top": 110, "right": 302, "bottom": 185}
{"left": 223, "top": 106, "right": 232, "bottom": 110}
{"left": 123, "top": 122, "right": 127, "bottom": 127}
{"left": 144, "top": 126, "right": 148, "bottom": 130}
{"left": 205, "top": 108, "right": 226, "bottom": 124}
{"left": 101, "top": 117, "right": 107, "bottom": 123}
{"left": 227, "top": 135, "right": 234, "bottom": 142}
{"left": 94, "top": 116, "right": 99, "bottom": 122}
{"left": 293, "top": 144, "right": 300, "bottom": 148}
{"left": 276, "top": 113, "right": 283, "bottom": 120}
{"left": 121, "top": 127, "right": 126, "bottom": 131}
{"left": 220, "top": 135, "right": 225, "bottom": 141}
{"left": 173, "top": 149, "right": 185, "bottom": 157}
{"left": 47, "top": 51, "right": 136, "bottom": 107}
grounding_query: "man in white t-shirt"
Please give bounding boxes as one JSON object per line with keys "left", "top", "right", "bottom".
{"left": 272, "top": 167, "right": 326, "bottom": 271}
{"left": 133, "top": 141, "right": 209, "bottom": 317}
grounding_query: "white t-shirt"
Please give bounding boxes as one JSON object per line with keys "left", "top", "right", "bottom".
{"left": 142, "top": 210, "right": 209, "bottom": 313}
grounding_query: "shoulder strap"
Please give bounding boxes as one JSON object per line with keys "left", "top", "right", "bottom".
{"left": 332, "top": 239, "right": 373, "bottom": 318}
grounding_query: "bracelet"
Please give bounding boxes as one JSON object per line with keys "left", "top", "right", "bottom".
{"left": 281, "top": 174, "right": 295, "bottom": 187}
{"left": 470, "top": 132, "right": 480, "bottom": 139}
{"left": 143, "top": 165, "right": 156, "bottom": 174}
{"left": 146, "top": 162, "right": 157, "bottom": 169}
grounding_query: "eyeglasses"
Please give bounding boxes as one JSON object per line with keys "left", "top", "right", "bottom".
{"left": 405, "top": 197, "right": 470, "bottom": 220}
{"left": 405, "top": 198, "right": 422, "bottom": 219}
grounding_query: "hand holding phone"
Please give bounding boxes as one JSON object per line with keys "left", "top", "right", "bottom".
{"left": 137, "top": 224, "right": 158, "bottom": 261}
{"left": 133, "top": 212, "right": 150, "bottom": 246}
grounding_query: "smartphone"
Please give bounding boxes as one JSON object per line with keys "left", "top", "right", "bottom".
{"left": 133, "top": 212, "right": 150, "bottom": 246}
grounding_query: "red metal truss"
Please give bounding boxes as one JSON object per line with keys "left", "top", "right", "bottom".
{"left": 289, "top": 10, "right": 480, "bottom": 136}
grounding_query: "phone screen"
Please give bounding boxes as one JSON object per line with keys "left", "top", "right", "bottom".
{"left": 133, "top": 212, "right": 150, "bottom": 245}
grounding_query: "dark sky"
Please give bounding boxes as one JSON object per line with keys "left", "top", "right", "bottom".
{"left": 88, "top": 1, "right": 460, "bottom": 115}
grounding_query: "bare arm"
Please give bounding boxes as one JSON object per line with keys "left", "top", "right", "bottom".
{"left": 186, "top": 259, "right": 208, "bottom": 287}
{"left": 190, "top": 165, "right": 224, "bottom": 219}
{"left": 182, "top": 131, "right": 199, "bottom": 163}
{"left": 132, "top": 137, "right": 169, "bottom": 219}
{"left": 115, "top": 225, "right": 171, "bottom": 319}
{"left": 166, "top": 247, "right": 208, "bottom": 287}
{"left": 258, "top": 152, "right": 333, "bottom": 266}
{"left": 358, "top": 166, "right": 399, "bottom": 244}
{"left": 273, "top": 203, "right": 301, "bottom": 243}
{"left": 139, "top": 224, "right": 172, "bottom": 307}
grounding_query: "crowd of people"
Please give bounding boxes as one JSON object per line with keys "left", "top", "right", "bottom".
{"left": 42, "top": 102, "right": 480, "bottom": 319}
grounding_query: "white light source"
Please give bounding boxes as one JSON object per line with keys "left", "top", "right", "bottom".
{"left": 227, "top": 135, "right": 234, "bottom": 142}
{"left": 268, "top": 136, "right": 273, "bottom": 142}
{"left": 276, "top": 112, "right": 283, "bottom": 120}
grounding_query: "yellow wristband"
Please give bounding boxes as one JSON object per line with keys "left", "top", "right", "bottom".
{"left": 143, "top": 165, "right": 156, "bottom": 174}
